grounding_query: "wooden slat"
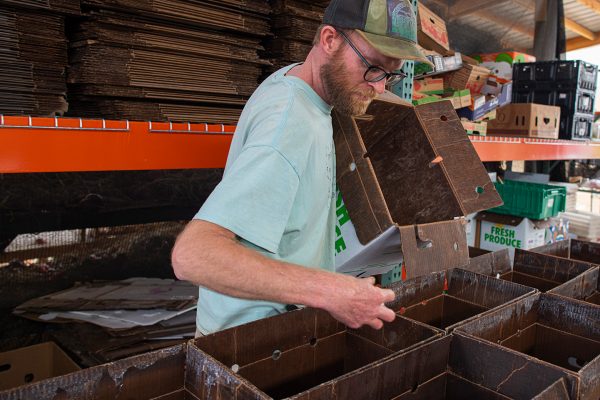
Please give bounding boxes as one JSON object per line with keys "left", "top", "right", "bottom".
{"left": 567, "top": 31, "right": 600, "bottom": 50}
{"left": 564, "top": 18, "right": 596, "bottom": 40}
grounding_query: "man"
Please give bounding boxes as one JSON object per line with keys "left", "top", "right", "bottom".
{"left": 171, "top": 0, "right": 431, "bottom": 335}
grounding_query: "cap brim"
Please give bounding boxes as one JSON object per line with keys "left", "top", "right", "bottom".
{"left": 355, "top": 30, "right": 434, "bottom": 67}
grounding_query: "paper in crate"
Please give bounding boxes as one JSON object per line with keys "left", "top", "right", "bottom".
{"left": 333, "top": 92, "right": 503, "bottom": 278}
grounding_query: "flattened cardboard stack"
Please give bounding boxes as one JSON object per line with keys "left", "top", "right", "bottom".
{"left": 264, "top": 0, "right": 327, "bottom": 75}
{"left": 13, "top": 278, "right": 198, "bottom": 366}
{"left": 0, "top": 2, "right": 79, "bottom": 116}
{"left": 67, "top": 0, "right": 271, "bottom": 123}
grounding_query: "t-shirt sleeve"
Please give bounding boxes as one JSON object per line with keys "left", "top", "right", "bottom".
{"left": 194, "top": 145, "right": 300, "bottom": 254}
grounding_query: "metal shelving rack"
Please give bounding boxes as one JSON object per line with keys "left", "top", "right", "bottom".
{"left": 1, "top": 115, "right": 600, "bottom": 173}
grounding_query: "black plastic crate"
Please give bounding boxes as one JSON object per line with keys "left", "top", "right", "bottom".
{"left": 555, "top": 87, "right": 595, "bottom": 114}
{"left": 513, "top": 87, "right": 595, "bottom": 115}
{"left": 556, "top": 60, "right": 598, "bottom": 91}
{"left": 534, "top": 61, "right": 556, "bottom": 81}
{"left": 513, "top": 63, "right": 534, "bottom": 81}
{"left": 560, "top": 112, "right": 594, "bottom": 140}
{"left": 513, "top": 60, "right": 598, "bottom": 91}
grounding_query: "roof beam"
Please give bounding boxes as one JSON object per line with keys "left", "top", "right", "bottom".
{"left": 564, "top": 18, "right": 597, "bottom": 40}
{"left": 567, "top": 31, "right": 600, "bottom": 50}
{"left": 513, "top": 0, "right": 596, "bottom": 40}
{"left": 574, "top": 0, "right": 600, "bottom": 15}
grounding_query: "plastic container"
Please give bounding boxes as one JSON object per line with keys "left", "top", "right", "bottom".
{"left": 491, "top": 180, "right": 566, "bottom": 219}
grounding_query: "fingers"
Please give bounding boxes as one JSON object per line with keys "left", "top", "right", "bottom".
{"left": 378, "top": 305, "right": 396, "bottom": 323}
{"left": 367, "top": 318, "right": 383, "bottom": 330}
{"left": 365, "top": 276, "right": 376, "bottom": 285}
{"left": 380, "top": 288, "right": 395, "bottom": 303}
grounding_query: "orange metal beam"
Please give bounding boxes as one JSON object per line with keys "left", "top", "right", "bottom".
{"left": 0, "top": 116, "right": 234, "bottom": 173}
{"left": 2, "top": 116, "right": 600, "bottom": 173}
{"left": 470, "top": 135, "right": 600, "bottom": 162}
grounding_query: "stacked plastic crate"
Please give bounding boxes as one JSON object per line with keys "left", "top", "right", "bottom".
{"left": 512, "top": 60, "right": 598, "bottom": 140}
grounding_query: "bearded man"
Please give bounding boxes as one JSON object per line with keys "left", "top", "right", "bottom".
{"left": 171, "top": 0, "right": 431, "bottom": 335}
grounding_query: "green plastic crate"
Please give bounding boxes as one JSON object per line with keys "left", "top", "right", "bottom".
{"left": 381, "top": 263, "right": 403, "bottom": 286}
{"left": 491, "top": 180, "right": 567, "bottom": 220}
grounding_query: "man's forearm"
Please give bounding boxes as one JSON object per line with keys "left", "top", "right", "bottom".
{"left": 171, "top": 219, "right": 396, "bottom": 329}
{"left": 171, "top": 219, "right": 336, "bottom": 309}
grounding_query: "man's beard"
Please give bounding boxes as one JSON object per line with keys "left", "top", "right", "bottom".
{"left": 321, "top": 50, "right": 377, "bottom": 116}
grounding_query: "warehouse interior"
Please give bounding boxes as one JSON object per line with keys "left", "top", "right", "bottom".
{"left": 1, "top": 0, "right": 600, "bottom": 398}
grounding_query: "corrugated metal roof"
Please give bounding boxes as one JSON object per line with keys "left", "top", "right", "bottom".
{"left": 421, "top": 0, "right": 600, "bottom": 52}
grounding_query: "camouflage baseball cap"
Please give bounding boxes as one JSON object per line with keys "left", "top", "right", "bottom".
{"left": 323, "top": 0, "right": 432, "bottom": 65}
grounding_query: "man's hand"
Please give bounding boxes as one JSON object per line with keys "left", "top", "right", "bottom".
{"left": 321, "top": 275, "right": 396, "bottom": 330}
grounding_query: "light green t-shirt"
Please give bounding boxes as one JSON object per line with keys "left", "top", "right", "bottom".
{"left": 193, "top": 64, "right": 337, "bottom": 334}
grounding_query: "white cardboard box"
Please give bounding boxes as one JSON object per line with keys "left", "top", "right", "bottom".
{"left": 465, "top": 213, "right": 477, "bottom": 247}
{"left": 476, "top": 212, "right": 549, "bottom": 262}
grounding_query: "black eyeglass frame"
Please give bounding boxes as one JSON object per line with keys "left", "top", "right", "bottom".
{"left": 338, "top": 30, "right": 407, "bottom": 86}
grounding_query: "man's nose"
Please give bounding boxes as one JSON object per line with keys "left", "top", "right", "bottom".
{"left": 368, "top": 79, "right": 386, "bottom": 94}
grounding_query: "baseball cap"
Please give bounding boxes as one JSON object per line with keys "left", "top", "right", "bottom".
{"left": 323, "top": 0, "right": 432, "bottom": 66}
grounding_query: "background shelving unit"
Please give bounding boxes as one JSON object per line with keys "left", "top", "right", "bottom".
{"left": 1, "top": 116, "right": 599, "bottom": 173}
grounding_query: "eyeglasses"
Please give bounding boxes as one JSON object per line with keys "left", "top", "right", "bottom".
{"left": 338, "top": 30, "right": 407, "bottom": 86}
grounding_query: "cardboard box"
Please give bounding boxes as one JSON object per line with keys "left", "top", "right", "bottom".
{"left": 411, "top": 93, "right": 442, "bottom": 106}
{"left": 457, "top": 293, "right": 600, "bottom": 400}
{"left": 467, "top": 248, "right": 513, "bottom": 277}
{"left": 445, "top": 89, "right": 471, "bottom": 109}
{"left": 444, "top": 64, "right": 491, "bottom": 94}
{"left": 334, "top": 92, "right": 503, "bottom": 277}
{"left": 487, "top": 104, "right": 561, "bottom": 139}
{"left": 457, "top": 94, "right": 499, "bottom": 121}
{"left": 500, "top": 248, "right": 592, "bottom": 292}
{"left": 497, "top": 80, "right": 513, "bottom": 107}
{"left": 473, "top": 51, "right": 536, "bottom": 80}
{"left": 417, "top": 3, "right": 450, "bottom": 54}
{"left": 532, "top": 238, "right": 600, "bottom": 265}
{"left": 287, "top": 334, "right": 576, "bottom": 399}
{"left": 532, "top": 239, "right": 600, "bottom": 305}
{"left": 412, "top": 90, "right": 470, "bottom": 109}
{"left": 481, "top": 76, "right": 508, "bottom": 96}
{"left": 193, "top": 307, "right": 442, "bottom": 399}
{"left": 414, "top": 53, "right": 463, "bottom": 78}
{"left": 0, "top": 344, "right": 201, "bottom": 399}
{"left": 413, "top": 77, "right": 444, "bottom": 94}
{"left": 475, "top": 212, "right": 550, "bottom": 262}
{"left": 389, "top": 268, "right": 535, "bottom": 332}
{"left": 461, "top": 120, "right": 487, "bottom": 136}
{"left": 0, "top": 342, "right": 80, "bottom": 391}
{"left": 0, "top": 333, "right": 574, "bottom": 399}
{"left": 481, "top": 78, "right": 513, "bottom": 108}
{"left": 549, "top": 267, "right": 600, "bottom": 306}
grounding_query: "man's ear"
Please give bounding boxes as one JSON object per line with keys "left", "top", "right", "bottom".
{"left": 319, "top": 25, "right": 343, "bottom": 56}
